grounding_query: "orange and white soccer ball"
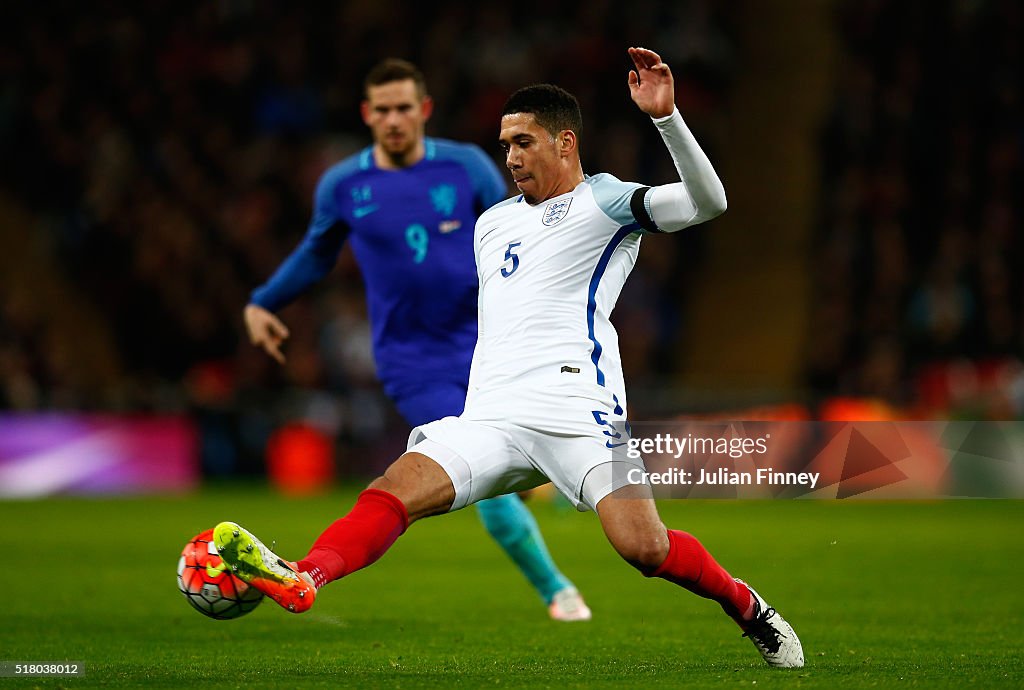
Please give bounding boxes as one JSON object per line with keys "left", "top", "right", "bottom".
{"left": 176, "top": 528, "right": 263, "bottom": 620}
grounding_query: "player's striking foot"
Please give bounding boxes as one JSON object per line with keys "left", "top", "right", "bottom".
{"left": 548, "top": 586, "right": 592, "bottom": 622}
{"left": 736, "top": 580, "right": 803, "bottom": 668}
{"left": 213, "top": 521, "right": 316, "bottom": 614}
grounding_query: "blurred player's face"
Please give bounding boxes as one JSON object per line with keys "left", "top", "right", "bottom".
{"left": 362, "top": 80, "right": 433, "bottom": 168}
{"left": 499, "top": 113, "right": 578, "bottom": 205}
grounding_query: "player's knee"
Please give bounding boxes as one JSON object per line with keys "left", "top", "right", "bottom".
{"left": 367, "top": 473, "right": 403, "bottom": 496}
{"left": 610, "top": 532, "right": 669, "bottom": 571}
{"left": 367, "top": 452, "right": 455, "bottom": 522}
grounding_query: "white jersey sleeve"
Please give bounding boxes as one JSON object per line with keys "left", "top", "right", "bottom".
{"left": 631, "top": 107, "right": 727, "bottom": 233}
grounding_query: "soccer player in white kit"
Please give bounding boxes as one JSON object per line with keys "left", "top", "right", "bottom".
{"left": 214, "top": 47, "right": 804, "bottom": 668}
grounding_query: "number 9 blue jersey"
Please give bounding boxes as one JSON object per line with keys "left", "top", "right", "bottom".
{"left": 251, "top": 138, "right": 508, "bottom": 407}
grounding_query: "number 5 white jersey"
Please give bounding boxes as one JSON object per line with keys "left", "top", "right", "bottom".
{"left": 464, "top": 173, "right": 646, "bottom": 422}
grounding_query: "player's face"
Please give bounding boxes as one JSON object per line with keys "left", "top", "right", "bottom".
{"left": 362, "top": 80, "right": 432, "bottom": 164}
{"left": 499, "top": 113, "right": 569, "bottom": 205}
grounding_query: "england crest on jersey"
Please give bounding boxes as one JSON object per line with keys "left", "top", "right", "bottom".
{"left": 542, "top": 198, "right": 573, "bottom": 226}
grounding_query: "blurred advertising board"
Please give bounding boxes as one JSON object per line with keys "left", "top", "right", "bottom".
{"left": 0, "top": 415, "right": 198, "bottom": 498}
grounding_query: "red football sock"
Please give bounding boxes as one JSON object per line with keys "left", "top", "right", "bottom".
{"left": 296, "top": 489, "right": 409, "bottom": 588}
{"left": 647, "top": 530, "right": 753, "bottom": 621}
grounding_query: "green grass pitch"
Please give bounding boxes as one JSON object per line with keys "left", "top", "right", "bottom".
{"left": 1, "top": 488, "right": 1021, "bottom": 688}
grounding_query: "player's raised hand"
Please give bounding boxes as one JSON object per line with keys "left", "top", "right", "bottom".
{"left": 627, "top": 47, "right": 675, "bottom": 119}
{"left": 243, "top": 304, "right": 290, "bottom": 365}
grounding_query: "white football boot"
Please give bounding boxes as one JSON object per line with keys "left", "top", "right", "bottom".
{"left": 736, "top": 579, "right": 804, "bottom": 668}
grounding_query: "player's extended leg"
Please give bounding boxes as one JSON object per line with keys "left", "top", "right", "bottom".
{"left": 475, "top": 494, "right": 591, "bottom": 621}
{"left": 594, "top": 483, "right": 804, "bottom": 668}
{"left": 395, "top": 386, "right": 590, "bottom": 622}
{"left": 214, "top": 451, "right": 454, "bottom": 612}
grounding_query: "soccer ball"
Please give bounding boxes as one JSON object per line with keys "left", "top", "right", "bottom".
{"left": 177, "top": 528, "right": 264, "bottom": 620}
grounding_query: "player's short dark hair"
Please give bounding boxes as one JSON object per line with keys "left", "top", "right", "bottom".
{"left": 364, "top": 58, "right": 427, "bottom": 98}
{"left": 501, "top": 84, "right": 582, "bottom": 139}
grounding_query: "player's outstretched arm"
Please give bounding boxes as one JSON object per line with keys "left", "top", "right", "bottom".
{"left": 627, "top": 46, "right": 726, "bottom": 231}
{"left": 244, "top": 303, "right": 290, "bottom": 365}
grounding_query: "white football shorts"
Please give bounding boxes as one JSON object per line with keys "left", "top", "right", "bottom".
{"left": 406, "top": 383, "right": 646, "bottom": 512}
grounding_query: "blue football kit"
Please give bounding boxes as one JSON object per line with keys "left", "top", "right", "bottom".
{"left": 252, "top": 138, "right": 504, "bottom": 420}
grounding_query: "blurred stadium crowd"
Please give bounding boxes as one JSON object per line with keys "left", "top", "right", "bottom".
{"left": 808, "top": 0, "right": 1023, "bottom": 419}
{"left": 0, "top": 1, "right": 1021, "bottom": 477}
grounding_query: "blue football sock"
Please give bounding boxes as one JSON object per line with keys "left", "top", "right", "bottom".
{"left": 475, "top": 494, "right": 572, "bottom": 604}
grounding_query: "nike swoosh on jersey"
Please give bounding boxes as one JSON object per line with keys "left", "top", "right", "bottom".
{"left": 352, "top": 204, "right": 380, "bottom": 218}
{"left": 606, "top": 441, "right": 627, "bottom": 449}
